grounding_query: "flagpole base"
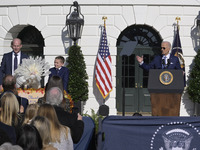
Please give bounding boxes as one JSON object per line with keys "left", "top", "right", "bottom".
{"left": 99, "top": 104, "right": 109, "bottom": 116}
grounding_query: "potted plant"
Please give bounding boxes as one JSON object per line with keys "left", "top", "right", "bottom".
{"left": 187, "top": 49, "right": 200, "bottom": 115}
{"left": 67, "top": 45, "right": 89, "bottom": 113}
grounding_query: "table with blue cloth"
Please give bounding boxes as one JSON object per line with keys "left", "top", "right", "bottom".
{"left": 97, "top": 116, "right": 200, "bottom": 150}
{"left": 74, "top": 117, "right": 95, "bottom": 150}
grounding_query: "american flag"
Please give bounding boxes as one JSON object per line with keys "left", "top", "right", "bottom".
{"left": 95, "top": 26, "right": 112, "bottom": 99}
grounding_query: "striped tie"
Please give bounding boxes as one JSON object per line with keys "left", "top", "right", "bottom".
{"left": 164, "top": 56, "right": 167, "bottom": 69}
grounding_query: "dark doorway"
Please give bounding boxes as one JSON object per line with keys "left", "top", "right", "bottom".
{"left": 17, "top": 25, "right": 44, "bottom": 57}
{"left": 17, "top": 25, "right": 45, "bottom": 87}
{"left": 116, "top": 24, "right": 163, "bottom": 113}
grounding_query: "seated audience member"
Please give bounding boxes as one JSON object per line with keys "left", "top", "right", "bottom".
{"left": 48, "top": 56, "right": 69, "bottom": 92}
{"left": 37, "top": 104, "right": 73, "bottom": 150}
{"left": 23, "top": 104, "right": 39, "bottom": 124}
{"left": 0, "top": 75, "right": 29, "bottom": 113}
{"left": 0, "top": 92, "right": 22, "bottom": 143}
{"left": 17, "top": 124, "right": 43, "bottom": 150}
{"left": 46, "top": 87, "right": 84, "bottom": 144}
{"left": 31, "top": 116, "right": 57, "bottom": 150}
{"left": 0, "top": 142, "right": 23, "bottom": 150}
{"left": 38, "top": 76, "right": 66, "bottom": 110}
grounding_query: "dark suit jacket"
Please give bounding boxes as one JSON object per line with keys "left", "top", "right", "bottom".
{"left": 49, "top": 66, "right": 69, "bottom": 92}
{"left": 140, "top": 54, "right": 181, "bottom": 71}
{"left": 0, "top": 51, "right": 28, "bottom": 85}
{"left": 0, "top": 91, "right": 29, "bottom": 113}
{"left": 53, "top": 106, "right": 84, "bottom": 144}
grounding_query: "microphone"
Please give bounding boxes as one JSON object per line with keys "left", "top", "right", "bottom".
{"left": 162, "top": 59, "right": 165, "bottom": 66}
{"left": 167, "top": 59, "right": 170, "bottom": 67}
{"left": 162, "top": 59, "right": 165, "bottom": 69}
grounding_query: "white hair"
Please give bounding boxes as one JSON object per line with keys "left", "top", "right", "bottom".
{"left": 46, "top": 87, "right": 63, "bottom": 105}
{"left": 162, "top": 41, "right": 171, "bottom": 49}
{"left": 0, "top": 142, "right": 23, "bottom": 150}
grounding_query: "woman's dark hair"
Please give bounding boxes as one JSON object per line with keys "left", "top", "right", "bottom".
{"left": 46, "top": 75, "right": 64, "bottom": 92}
{"left": 17, "top": 124, "right": 43, "bottom": 150}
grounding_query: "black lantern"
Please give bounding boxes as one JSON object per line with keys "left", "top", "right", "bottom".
{"left": 66, "top": 1, "right": 84, "bottom": 45}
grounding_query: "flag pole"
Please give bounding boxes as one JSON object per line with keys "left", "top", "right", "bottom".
{"left": 97, "top": 16, "right": 110, "bottom": 117}
{"left": 175, "top": 17, "right": 181, "bottom": 55}
{"left": 102, "top": 16, "right": 107, "bottom": 29}
{"left": 176, "top": 16, "right": 180, "bottom": 29}
{"left": 102, "top": 16, "right": 107, "bottom": 105}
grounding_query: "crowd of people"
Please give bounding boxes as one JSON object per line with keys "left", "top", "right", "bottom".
{"left": 0, "top": 74, "right": 84, "bottom": 150}
{"left": 0, "top": 38, "right": 84, "bottom": 149}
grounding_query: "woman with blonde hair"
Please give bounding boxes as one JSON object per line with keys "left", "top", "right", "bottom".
{"left": 23, "top": 104, "right": 39, "bottom": 124}
{"left": 37, "top": 104, "right": 73, "bottom": 150}
{"left": 0, "top": 92, "right": 19, "bottom": 126}
{"left": 31, "top": 116, "right": 57, "bottom": 150}
{"left": 0, "top": 92, "right": 22, "bottom": 143}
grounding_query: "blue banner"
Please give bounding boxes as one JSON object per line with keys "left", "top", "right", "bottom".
{"left": 98, "top": 116, "right": 200, "bottom": 150}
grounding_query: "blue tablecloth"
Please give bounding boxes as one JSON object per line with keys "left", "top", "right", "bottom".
{"left": 98, "top": 116, "right": 200, "bottom": 150}
{"left": 74, "top": 117, "right": 95, "bottom": 150}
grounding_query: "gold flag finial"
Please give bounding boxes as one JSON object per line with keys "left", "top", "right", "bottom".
{"left": 175, "top": 17, "right": 181, "bottom": 29}
{"left": 102, "top": 16, "right": 107, "bottom": 28}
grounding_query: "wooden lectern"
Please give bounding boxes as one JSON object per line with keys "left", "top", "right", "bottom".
{"left": 148, "top": 69, "right": 184, "bottom": 116}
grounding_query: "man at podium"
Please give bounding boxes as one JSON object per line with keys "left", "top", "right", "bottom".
{"left": 136, "top": 41, "right": 183, "bottom": 116}
{"left": 136, "top": 41, "right": 181, "bottom": 71}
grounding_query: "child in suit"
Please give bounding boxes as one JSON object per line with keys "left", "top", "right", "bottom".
{"left": 48, "top": 56, "right": 69, "bottom": 92}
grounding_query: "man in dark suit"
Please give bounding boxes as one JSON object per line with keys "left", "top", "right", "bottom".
{"left": 136, "top": 41, "right": 183, "bottom": 117}
{"left": 0, "top": 38, "right": 28, "bottom": 91}
{"left": 0, "top": 75, "right": 29, "bottom": 114}
{"left": 136, "top": 41, "right": 182, "bottom": 71}
{"left": 46, "top": 87, "right": 84, "bottom": 144}
{"left": 48, "top": 56, "right": 69, "bottom": 92}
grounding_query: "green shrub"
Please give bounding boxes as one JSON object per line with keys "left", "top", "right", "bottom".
{"left": 83, "top": 109, "right": 104, "bottom": 134}
{"left": 67, "top": 45, "right": 89, "bottom": 102}
{"left": 187, "top": 49, "right": 200, "bottom": 103}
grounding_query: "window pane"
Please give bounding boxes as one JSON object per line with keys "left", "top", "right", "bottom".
{"left": 143, "top": 77, "right": 148, "bottom": 88}
{"left": 129, "top": 54, "right": 135, "bottom": 65}
{"left": 129, "top": 66, "right": 135, "bottom": 76}
{"left": 125, "top": 77, "right": 129, "bottom": 88}
{"left": 129, "top": 77, "right": 135, "bottom": 88}
{"left": 125, "top": 66, "right": 128, "bottom": 76}
{"left": 143, "top": 70, "right": 149, "bottom": 76}
{"left": 143, "top": 54, "right": 150, "bottom": 64}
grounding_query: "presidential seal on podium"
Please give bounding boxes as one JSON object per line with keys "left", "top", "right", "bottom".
{"left": 159, "top": 71, "right": 173, "bottom": 85}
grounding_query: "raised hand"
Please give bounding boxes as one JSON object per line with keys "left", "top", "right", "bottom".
{"left": 136, "top": 55, "right": 143, "bottom": 63}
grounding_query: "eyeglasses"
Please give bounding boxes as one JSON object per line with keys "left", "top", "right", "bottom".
{"left": 161, "top": 47, "right": 166, "bottom": 50}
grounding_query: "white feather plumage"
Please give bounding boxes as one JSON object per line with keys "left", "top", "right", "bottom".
{"left": 14, "top": 56, "right": 50, "bottom": 89}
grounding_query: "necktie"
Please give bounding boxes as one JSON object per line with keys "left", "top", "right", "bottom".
{"left": 14, "top": 53, "right": 18, "bottom": 70}
{"left": 164, "top": 56, "right": 167, "bottom": 69}
{"left": 56, "top": 68, "right": 59, "bottom": 75}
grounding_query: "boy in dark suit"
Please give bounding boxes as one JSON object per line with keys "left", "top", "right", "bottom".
{"left": 48, "top": 56, "right": 69, "bottom": 92}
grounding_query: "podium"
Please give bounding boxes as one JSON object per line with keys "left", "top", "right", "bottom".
{"left": 148, "top": 69, "right": 184, "bottom": 116}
